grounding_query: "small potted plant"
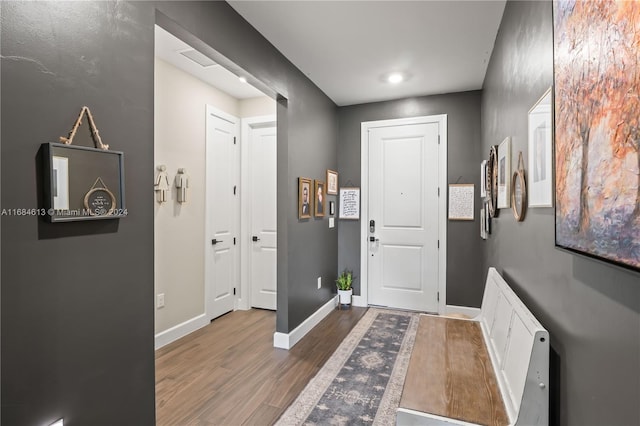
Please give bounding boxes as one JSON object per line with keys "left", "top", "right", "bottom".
{"left": 336, "top": 269, "right": 354, "bottom": 305}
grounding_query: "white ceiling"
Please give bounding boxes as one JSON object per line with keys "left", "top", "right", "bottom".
{"left": 155, "top": 25, "right": 266, "bottom": 100}
{"left": 229, "top": 0, "right": 506, "bottom": 106}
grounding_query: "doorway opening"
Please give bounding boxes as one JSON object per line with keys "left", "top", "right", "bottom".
{"left": 154, "top": 24, "right": 278, "bottom": 349}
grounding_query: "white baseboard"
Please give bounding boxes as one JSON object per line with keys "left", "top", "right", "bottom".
{"left": 273, "top": 296, "right": 338, "bottom": 350}
{"left": 155, "top": 313, "right": 208, "bottom": 350}
{"left": 352, "top": 295, "right": 367, "bottom": 307}
{"left": 444, "top": 304, "right": 481, "bottom": 319}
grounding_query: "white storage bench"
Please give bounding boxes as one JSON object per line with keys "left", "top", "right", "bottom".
{"left": 397, "top": 267, "right": 549, "bottom": 426}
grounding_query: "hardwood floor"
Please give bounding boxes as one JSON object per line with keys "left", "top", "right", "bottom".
{"left": 156, "top": 307, "right": 368, "bottom": 425}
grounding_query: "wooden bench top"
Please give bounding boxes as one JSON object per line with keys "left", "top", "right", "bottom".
{"left": 400, "top": 314, "right": 510, "bottom": 426}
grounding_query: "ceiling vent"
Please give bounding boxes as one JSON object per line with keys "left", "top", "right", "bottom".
{"left": 179, "top": 49, "right": 217, "bottom": 68}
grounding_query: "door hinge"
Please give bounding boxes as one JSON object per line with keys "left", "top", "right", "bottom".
{"left": 233, "top": 288, "right": 236, "bottom": 295}
{"left": 438, "top": 134, "right": 441, "bottom": 144}
{"left": 437, "top": 291, "right": 440, "bottom": 302}
{"left": 233, "top": 185, "right": 237, "bottom": 195}
{"left": 438, "top": 187, "right": 440, "bottom": 197}
{"left": 437, "top": 240, "right": 440, "bottom": 248}
{"left": 233, "top": 136, "right": 237, "bottom": 145}
{"left": 233, "top": 237, "right": 236, "bottom": 245}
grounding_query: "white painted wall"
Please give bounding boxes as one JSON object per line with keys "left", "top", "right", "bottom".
{"left": 240, "top": 96, "right": 276, "bottom": 118}
{"left": 154, "top": 58, "right": 275, "bottom": 335}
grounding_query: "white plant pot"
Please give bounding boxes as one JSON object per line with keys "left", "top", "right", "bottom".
{"left": 338, "top": 289, "right": 353, "bottom": 305}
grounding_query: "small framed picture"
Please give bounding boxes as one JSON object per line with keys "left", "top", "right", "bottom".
{"left": 484, "top": 199, "right": 492, "bottom": 235}
{"left": 314, "top": 180, "right": 325, "bottom": 217}
{"left": 298, "top": 177, "right": 312, "bottom": 219}
{"left": 339, "top": 187, "right": 360, "bottom": 220}
{"left": 480, "top": 160, "right": 487, "bottom": 198}
{"left": 497, "top": 137, "right": 511, "bottom": 209}
{"left": 528, "top": 88, "right": 553, "bottom": 208}
{"left": 326, "top": 169, "right": 338, "bottom": 195}
{"left": 480, "top": 204, "right": 487, "bottom": 240}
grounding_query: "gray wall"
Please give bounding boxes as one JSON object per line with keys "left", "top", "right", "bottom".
{"left": 153, "top": 2, "right": 338, "bottom": 334}
{"left": 1, "top": 2, "right": 155, "bottom": 425}
{"left": 337, "top": 92, "right": 484, "bottom": 306}
{"left": 482, "top": 1, "right": 640, "bottom": 425}
{"left": 1, "top": 1, "right": 337, "bottom": 424}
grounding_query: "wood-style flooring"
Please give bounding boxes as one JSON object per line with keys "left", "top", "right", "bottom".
{"left": 156, "top": 307, "right": 367, "bottom": 425}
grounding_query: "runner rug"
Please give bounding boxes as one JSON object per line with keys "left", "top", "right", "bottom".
{"left": 275, "top": 308, "right": 419, "bottom": 426}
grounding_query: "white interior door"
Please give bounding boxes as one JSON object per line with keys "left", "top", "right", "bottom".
{"left": 206, "top": 106, "right": 239, "bottom": 320}
{"left": 367, "top": 122, "right": 441, "bottom": 312}
{"left": 249, "top": 123, "right": 277, "bottom": 310}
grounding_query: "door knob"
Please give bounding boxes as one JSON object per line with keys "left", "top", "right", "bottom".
{"left": 252, "top": 236, "right": 260, "bottom": 242}
{"left": 211, "top": 239, "right": 224, "bottom": 245}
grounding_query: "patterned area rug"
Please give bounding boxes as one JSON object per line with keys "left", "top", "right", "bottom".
{"left": 275, "top": 308, "right": 419, "bottom": 426}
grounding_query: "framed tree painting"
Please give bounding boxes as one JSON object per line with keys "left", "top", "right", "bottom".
{"left": 554, "top": 0, "right": 640, "bottom": 271}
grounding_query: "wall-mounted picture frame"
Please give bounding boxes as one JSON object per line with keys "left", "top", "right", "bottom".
{"left": 42, "top": 143, "right": 126, "bottom": 222}
{"left": 528, "top": 87, "right": 553, "bottom": 208}
{"left": 480, "top": 203, "right": 487, "bottom": 240}
{"left": 326, "top": 169, "right": 338, "bottom": 195}
{"left": 339, "top": 187, "right": 360, "bottom": 220}
{"left": 329, "top": 201, "right": 335, "bottom": 216}
{"left": 512, "top": 152, "right": 527, "bottom": 222}
{"left": 497, "top": 137, "right": 511, "bottom": 209}
{"left": 314, "top": 180, "right": 325, "bottom": 217}
{"left": 448, "top": 184, "right": 475, "bottom": 221}
{"left": 484, "top": 199, "right": 492, "bottom": 235}
{"left": 480, "top": 160, "right": 487, "bottom": 198}
{"left": 298, "top": 177, "right": 312, "bottom": 219}
{"left": 487, "top": 145, "right": 499, "bottom": 218}
{"left": 554, "top": 1, "right": 640, "bottom": 271}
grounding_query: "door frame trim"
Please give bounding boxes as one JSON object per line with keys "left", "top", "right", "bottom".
{"left": 359, "top": 114, "right": 447, "bottom": 314}
{"left": 238, "top": 114, "right": 277, "bottom": 310}
{"left": 205, "top": 104, "right": 240, "bottom": 320}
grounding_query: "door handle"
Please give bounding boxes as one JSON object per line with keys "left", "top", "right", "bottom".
{"left": 211, "top": 239, "right": 224, "bottom": 245}
{"left": 369, "top": 236, "right": 379, "bottom": 242}
{"left": 252, "top": 236, "right": 260, "bottom": 242}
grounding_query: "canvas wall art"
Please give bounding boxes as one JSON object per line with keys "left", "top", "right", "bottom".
{"left": 554, "top": 0, "right": 640, "bottom": 271}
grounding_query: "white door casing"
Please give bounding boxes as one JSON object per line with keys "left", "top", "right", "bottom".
{"left": 360, "top": 115, "right": 447, "bottom": 313}
{"left": 205, "top": 105, "right": 240, "bottom": 320}
{"left": 240, "top": 116, "right": 277, "bottom": 310}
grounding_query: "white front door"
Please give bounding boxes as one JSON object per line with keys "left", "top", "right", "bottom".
{"left": 206, "top": 106, "right": 239, "bottom": 320}
{"left": 366, "top": 119, "right": 443, "bottom": 313}
{"left": 249, "top": 122, "right": 277, "bottom": 310}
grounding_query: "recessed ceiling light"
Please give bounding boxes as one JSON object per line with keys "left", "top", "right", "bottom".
{"left": 238, "top": 76, "right": 247, "bottom": 83}
{"left": 387, "top": 73, "right": 404, "bottom": 84}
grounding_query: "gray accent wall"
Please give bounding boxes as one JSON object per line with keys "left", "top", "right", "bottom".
{"left": 482, "top": 1, "right": 640, "bottom": 425}
{"left": 337, "top": 92, "right": 484, "bottom": 306}
{"left": 2, "top": 2, "right": 156, "bottom": 425}
{"left": 153, "top": 1, "right": 338, "bottom": 334}
{"left": 2, "top": 1, "right": 337, "bottom": 424}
